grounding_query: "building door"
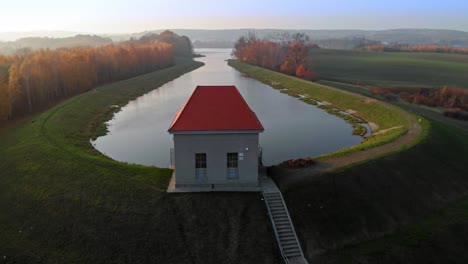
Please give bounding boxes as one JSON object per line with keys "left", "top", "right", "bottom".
{"left": 226, "top": 152, "right": 239, "bottom": 180}
{"left": 195, "top": 153, "right": 207, "bottom": 182}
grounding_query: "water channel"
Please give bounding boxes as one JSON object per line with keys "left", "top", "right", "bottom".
{"left": 93, "top": 49, "right": 363, "bottom": 167}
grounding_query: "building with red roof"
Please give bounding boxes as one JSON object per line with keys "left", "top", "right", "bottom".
{"left": 167, "top": 85, "right": 264, "bottom": 192}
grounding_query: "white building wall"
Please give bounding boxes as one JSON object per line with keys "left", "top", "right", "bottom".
{"left": 173, "top": 133, "right": 260, "bottom": 189}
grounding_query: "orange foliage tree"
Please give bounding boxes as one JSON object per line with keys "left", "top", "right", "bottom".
{"left": 0, "top": 40, "right": 175, "bottom": 121}
{"left": 233, "top": 32, "right": 317, "bottom": 80}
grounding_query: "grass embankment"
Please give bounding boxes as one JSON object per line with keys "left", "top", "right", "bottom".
{"left": 275, "top": 121, "right": 468, "bottom": 263}
{"left": 228, "top": 60, "right": 411, "bottom": 158}
{"left": 0, "top": 59, "right": 280, "bottom": 264}
{"left": 308, "top": 49, "right": 468, "bottom": 88}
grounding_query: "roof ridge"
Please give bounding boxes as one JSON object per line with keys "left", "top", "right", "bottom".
{"left": 168, "top": 85, "right": 264, "bottom": 132}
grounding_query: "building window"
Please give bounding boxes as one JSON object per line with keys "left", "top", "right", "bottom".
{"left": 227, "top": 152, "right": 239, "bottom": 180}
{"left": 195, "top": 153, "right": 207, "bottom": 182}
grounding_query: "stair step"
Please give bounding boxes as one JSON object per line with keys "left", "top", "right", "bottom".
{"left": 279, "top": 235, "right": 296, "bottom": 241}
{"left": 270, "top": 206, "right": 285, "bottom": 209}
{"left": 285, "top": 251, "right": 302, "bottom": 257}
{"left": 272, "top": 213, "right": 288, "bottom": 217}
{"left": 284, "top": 248, "right": 301, "bottom": 254}
{"left": 269, "top": 202, "right": 284, "bottom": 206}
{"left": 280, "top": 238, "right": 296, "bottom": 244}
{"left": 268, "top": 199, "right": 283, "bottom": 203}
{"left": 270, "top": 205, "right": 284, "bottom": 209}
{"left": 272, "top": 211, "right": 287, "bottom": 214}
{"left": 285, "top": 252, "right": 302, "bottom": 258}
{"left": 270, "top": 205, "right": 285, "bottom": 209}
{"left": 267, "top": 199, "right": 282, "bottom": 203}
{"left": 272, "top": 209, "right": 287, "bottom": 213}
{"left": 282, "top": 240, "right": 298, "bottom": 246}
{"left": 271, "top": 209, "right": 285, "bottom": 213}
{"left": 283, "top": 243, "right": 299, "bottom": 249}
{"left": 265, "top": 197, "right": 281, "bottom": 200}
{"left": 267, "top": 198, "right": 282, "bottom": 201}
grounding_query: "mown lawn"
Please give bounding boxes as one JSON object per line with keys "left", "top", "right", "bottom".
{"left": 0, "top": 59, "right": 280, "bottom": 264}
{"left": 308, "top": 49, "right": 468, "bottom": 88}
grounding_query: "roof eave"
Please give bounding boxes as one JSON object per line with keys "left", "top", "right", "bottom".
{"left": 168, "top": 129, "right": 264, "bottom": 135}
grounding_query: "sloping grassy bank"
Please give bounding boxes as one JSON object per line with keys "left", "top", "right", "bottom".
{"left": 277, "top": 121, "right": 468, "bottom": 263}
{"left": 228, "top": 60, "right": 412, "bottom": 158}
{"left": 0, "top": 59, "right": 280, "bottom": 264}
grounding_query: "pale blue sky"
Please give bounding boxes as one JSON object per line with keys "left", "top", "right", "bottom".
{"left": 1, "top": 0, "right": 467, "bottom": 33}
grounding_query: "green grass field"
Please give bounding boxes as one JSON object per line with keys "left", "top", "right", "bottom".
{"left": 272, "top": 121, "right": 468, "bottom": 263}
{"left": 308, "top": 49, "right": 468, "bottom": 88}
{"left": 0, "top": 60, "right": 280, "bottom": 264}
{"left": 229, "top": 60, "right": 412, "bottom": 158}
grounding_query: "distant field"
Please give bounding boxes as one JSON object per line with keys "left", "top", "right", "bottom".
{"left": 308, "top": 49, "right": 468, "bottom": 88}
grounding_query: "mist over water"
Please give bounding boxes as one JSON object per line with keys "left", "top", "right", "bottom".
{"left": 93, "top": 49, "right": 362, "bottom": 167}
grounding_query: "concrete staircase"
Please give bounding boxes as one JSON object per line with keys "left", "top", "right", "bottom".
{"left": 261, "top": 176, "right": 308, "bottom": 264}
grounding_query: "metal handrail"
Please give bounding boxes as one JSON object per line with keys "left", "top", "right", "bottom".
{"left": 262, "top": 190, "right": 290, "bottom": 264}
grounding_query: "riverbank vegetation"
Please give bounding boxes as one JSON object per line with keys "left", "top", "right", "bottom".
{"left": 0, "top": 59, "right": 280, "bottom": 263}
{"left": 228, "top": 60, "right": 410, "bottom": 157}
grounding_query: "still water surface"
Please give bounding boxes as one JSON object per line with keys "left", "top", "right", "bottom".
{"left": 93, "top": 49, "right": 363, "bottom": 167}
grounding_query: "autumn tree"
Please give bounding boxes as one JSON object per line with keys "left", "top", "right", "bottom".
{"left": 0, "top": 36, "right": 176, "bottom": 122}
{"left": 233, "top": 32, "right": 317, "bottom": 78}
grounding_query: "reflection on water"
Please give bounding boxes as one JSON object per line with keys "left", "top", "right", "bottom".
{"left": 93, "top": 49, "right": 362, "bottom": 167}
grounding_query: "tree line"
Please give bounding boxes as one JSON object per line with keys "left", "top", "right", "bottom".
{"left": 370, "top": 86, "right": 468, "bottom": 111}
{"left": 0, "top": 40, "right": 174, "bottom": 121}
{"left": 357, "top": 44, "right": 468, "bottom": 55}
{"left": 128, "top": 30, "right": 193, "bottom": 57}
{"left": 232, "top": 32, "right": 318, "bottom": 79}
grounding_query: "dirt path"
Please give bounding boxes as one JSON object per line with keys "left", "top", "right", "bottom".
{"left": 324, "top": 106, "right": 421, "bottom": 169}
{"left": 271, "top": 101, "right": 423, "bottom": 186}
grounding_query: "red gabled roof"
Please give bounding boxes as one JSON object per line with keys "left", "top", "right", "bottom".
{"left": 168, "top": 85, "right": 264, "bottom": 132}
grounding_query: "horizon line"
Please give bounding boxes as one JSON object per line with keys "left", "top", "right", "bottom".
{"left": 1, "top": 27, "right": 467, "bottom": 36}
